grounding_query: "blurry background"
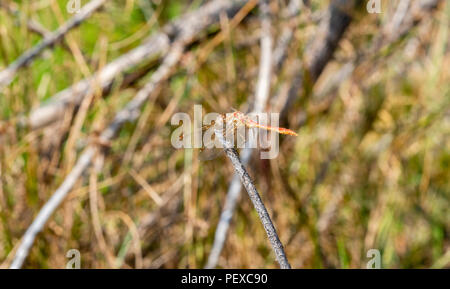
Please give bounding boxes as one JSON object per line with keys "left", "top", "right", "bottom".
{"left": 0, "top": 0, "right": 449, "bottom": 268}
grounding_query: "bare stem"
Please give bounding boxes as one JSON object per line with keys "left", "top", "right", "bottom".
{"left": 214, "top": 125, "right": 291, "bottom": 269}
{"left": 221, "top": 144, "right": 291, "bottom": 269}
{"left": 206, "top": 0, "right": 302, "bottom": 269}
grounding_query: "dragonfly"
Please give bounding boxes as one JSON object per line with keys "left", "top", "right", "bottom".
{"left": 176, "top": 110, "right": 297, "bottom": 160}
{"left": 228, "top": 110, "right": 298, "bottom": 136}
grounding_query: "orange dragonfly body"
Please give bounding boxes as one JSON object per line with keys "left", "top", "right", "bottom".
{"left": 228, "top": 111, "right": 298, "bottom": 136}
{"left": 179, "top": 110, "right": 297, "bottom": 147}
{"left": 176, "top": 110, "right": 297, "bottom": 160}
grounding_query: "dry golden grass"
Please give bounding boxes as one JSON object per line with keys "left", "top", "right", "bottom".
{"left": 0, "top": 0, "right": 449, "bottom": 268}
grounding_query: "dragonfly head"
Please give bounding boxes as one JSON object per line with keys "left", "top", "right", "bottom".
{"left": 233, "top": 111, "right": 244, "bottom": 120}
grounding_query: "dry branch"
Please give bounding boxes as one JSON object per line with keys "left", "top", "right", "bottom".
{"left": 215, "top": 128, "right": 291, "bottom": 269}
{"left": 25, "top": 0, "right": 247, "bottom": 130}
{"left": 9, "top": 0, "right": 251, "bottom": 269}
{"left": 0, "top": 0, "right": 107, "bottom": 89}
{"left": 205, "top": 0, "right": 302, "bottom": 269}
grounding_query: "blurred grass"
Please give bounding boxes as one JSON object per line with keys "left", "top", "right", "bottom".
{"left": 0, "top": 0, "right": 449, "bottom": 268}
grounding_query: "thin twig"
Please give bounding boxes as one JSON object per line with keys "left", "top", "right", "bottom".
{"left": 253, "top": 0, "right": 273, "bottom": 113}
{"left": 215, "top": 128, "right": 291, "bottom": 269}
{"left": 206, "top": 0, "right": 302, "bottom": 269}
{"left": 0, "top": 0, "right": 107, "bottom": 88}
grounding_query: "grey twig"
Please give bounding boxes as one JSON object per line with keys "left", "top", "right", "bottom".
{"left": 25, "top": 0, "right": 247, "bottom": 130}
{"left": 205, "top": 0, "right": 302, "bottom": 269}
{"left": 253, "top": 0, "right": 273, "bottom": 113}
{"left": 223, "top": 148, "right": 291, "bottom": 269}
{"left": 215, "top": 128, "right": 291, "bottom": 269}
{"left": 0, "top": 0, "right": 107, "bottom": 88}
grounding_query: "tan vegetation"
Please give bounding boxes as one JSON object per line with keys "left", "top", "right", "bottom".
{"left": 0, "top": 0, "right": 448, "bottom": 268}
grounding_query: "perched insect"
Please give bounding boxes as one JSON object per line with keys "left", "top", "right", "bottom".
{"left": 226, "top": 110, "right": 298, "bottom": 136}
{"left": 176, "top": 110, "right": 297, "bottom": 160}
